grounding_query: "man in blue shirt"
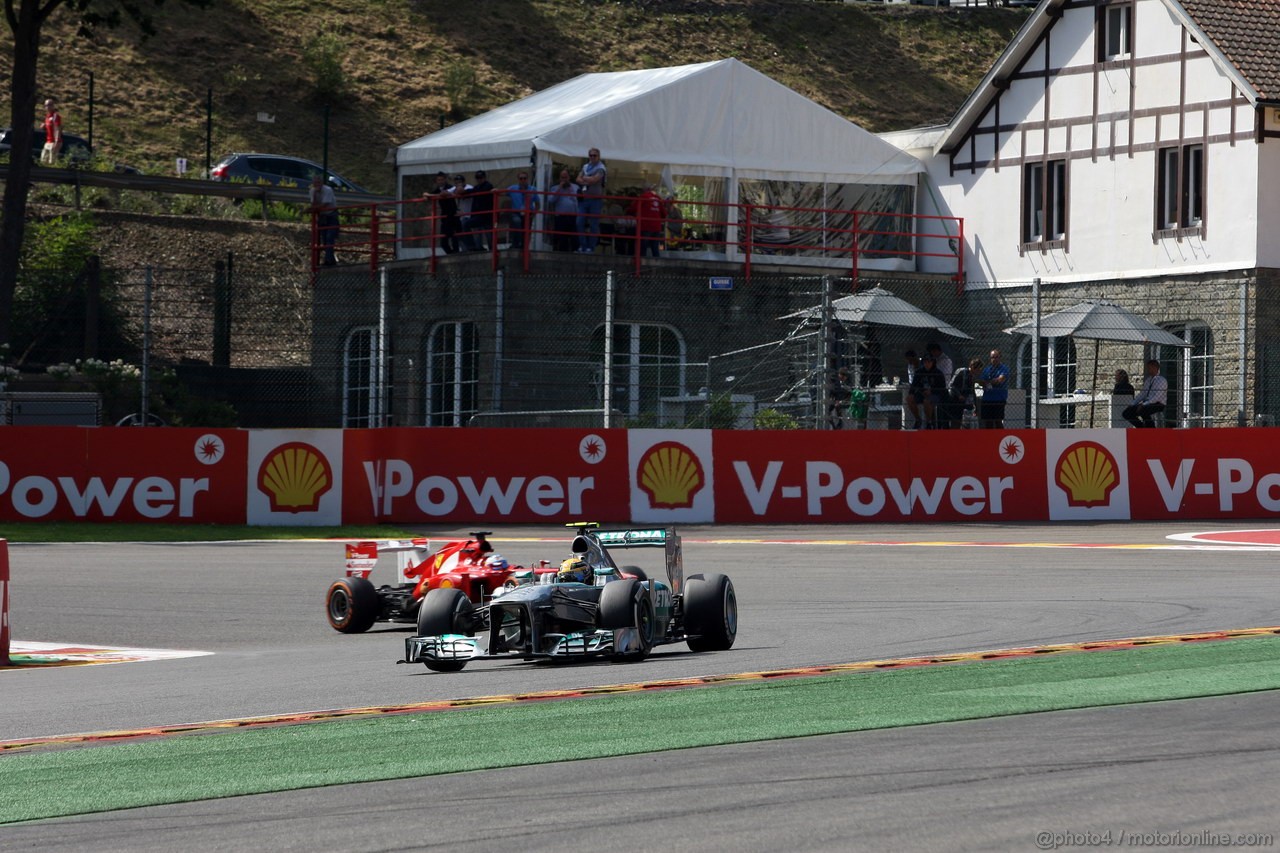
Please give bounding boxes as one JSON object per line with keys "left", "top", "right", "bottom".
{"left": 978, "top": 349, "right": 1011, "bottom": 428}
{"left": 505, "top": 171, "right": 539, "bottom": 249}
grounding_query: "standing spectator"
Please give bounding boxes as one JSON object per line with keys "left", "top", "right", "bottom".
{"left": 947, "top": 357, "right": 982, "bottom": 429}
{"left": 1112, "top": 369, "right": 1135, "bottom": 395}
{"left": 465, "top": 170, "right": 495, "bottom": 251}
{"left": 426, "top": 171, "right": 461, "bottom": 254}
{"left": 308, "top": 173, "right": 338, "bottom": 266}
{"left": 927, "top": 342, "right": 953, "bottom": 383}
{"left": 1123, "top": 360, "right": 1168, "bottom": 428}
{"left": 827, "top": 366, "right": 853, "bottom": 430}
{"left": 575, "top": 147, "right": 606, "bottom": 253}
{"left": 665, "top": 194, "right": 685, "bottom": 249}
{"left": 505, "top": 171, "right": 538, "bottom": 249}
{"left": 978, "top": 349, "right": 1011, "bottom": 428}
{"left": 454, "top": 173, "right": 480, "bottom": 251}
{"left": 547, "top": 169, "right": 580, "bottom": 253}
{"left": 632, "top": 183, "right": 667, "bottom": 258}
{"left": 41, "top": 98, "right": 62, "bottom": 165}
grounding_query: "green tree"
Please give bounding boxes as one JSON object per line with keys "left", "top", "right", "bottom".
{"left": 0, "top": 0, "right": 208, "bottom": 347}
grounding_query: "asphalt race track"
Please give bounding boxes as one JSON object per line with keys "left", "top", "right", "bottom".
{"left": 3, "top": 522, "right": 1280, "bottom": 850}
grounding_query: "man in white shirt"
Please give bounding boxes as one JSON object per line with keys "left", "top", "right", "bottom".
{"left": 309, "top": 174, "right": 338, "bottom": 266}
{"left": 1122, "top": 359, "right": 1168, "bottom": 428}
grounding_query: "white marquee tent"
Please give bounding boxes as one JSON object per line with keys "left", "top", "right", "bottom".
{"left": 397, "top": 58, "right": 922, "bottom": 181}
{"left": 395, "top": 59, "right": 926, "bottom": 263}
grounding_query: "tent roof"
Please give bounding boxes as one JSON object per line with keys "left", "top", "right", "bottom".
{"left": 397, "top": 58, "right": 923, "bottom": 181}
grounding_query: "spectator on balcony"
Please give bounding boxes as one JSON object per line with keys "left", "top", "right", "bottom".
{"left": 978, "top": 349, "right": 1011, "bottom": 428}
{"left": 463, "top": 170, "right": 495, "bottom": 252}
{"left": 426, "top": 172, "right": 461, "bottom": 254}
{"left": 575, "top": 148, "right": 607, "bottom": 253}
{"left": 927, "top": 342, "right": 953, "bottom": 383}
{"left": 505, "top": 171, "right": 539, "bottom": 250}
{"left": 308, "top": 173, "right": 338, "bottom": 266}
{"left": 632, "top": 183, "right": 667, "bottom": 258}
{"left": 547, "top": 169, "right": 580, "bottom": 253}
{"left": 1112, "top": 369, "right": 1135, "bottom": 396}
{"left": 907, "top": 354, "right": 946, "bottom": 430}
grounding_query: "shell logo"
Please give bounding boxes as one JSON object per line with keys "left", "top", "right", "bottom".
{"left": 256, "top": 442, "right": 334, "bottom": 513}
{"left": 1054, "top": 441, "right": 1120, "bottom": 508}
{"left": 637, "top": 441, "right": 705, "bottom": 509}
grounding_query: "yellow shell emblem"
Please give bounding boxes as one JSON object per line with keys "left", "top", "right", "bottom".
{"left": 257, "top": 442, "right": 333, "bottom": 513}
{"left": 637, "top": 442, "right": 704, "bottom": 509}
{"left": 1054, "top": 441, "right": 1119, "bottom": 507}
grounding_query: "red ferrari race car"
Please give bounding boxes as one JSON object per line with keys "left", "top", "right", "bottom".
{"left": 325, "top": 532, "right": 544, "bottom": 633}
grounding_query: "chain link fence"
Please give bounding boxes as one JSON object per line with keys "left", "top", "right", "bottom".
{"left": 3, "top": 256, "right": 1273, "bottom": 430}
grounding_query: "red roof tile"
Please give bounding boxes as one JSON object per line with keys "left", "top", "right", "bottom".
{"left": 1178, "top": 0, "right": 1280, "bottom": 100}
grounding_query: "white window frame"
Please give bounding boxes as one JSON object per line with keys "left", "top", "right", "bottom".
{"left": 1022, "top": 160, "right": 1067, "bottom": 245}
{"left": 342, "top": 326, "right": 378, "bottom": 427}
{"left": 1157, "top": 144, "right": 1204, "bottom": 231}
{"left": 1102, "top": 4, "right": 1132, "bottom": 60}
{"left": 595, "top": 323, "right": 687, "bottom": 419}
{"left": 1156, "top": 323, "right": 1213, "bottom": 427}
{"left": 426, "top": 321, "right": 479, "bottom": 427}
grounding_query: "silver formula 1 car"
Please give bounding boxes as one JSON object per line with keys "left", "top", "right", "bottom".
{"left": 399, "top": 524, "right": 737, "bottom": 672}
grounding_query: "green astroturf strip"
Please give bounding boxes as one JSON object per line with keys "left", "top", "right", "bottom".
{"left": 5, "top": 636, "right": 1280, "bottom": 824}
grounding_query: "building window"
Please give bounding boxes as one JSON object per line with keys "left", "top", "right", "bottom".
{"left": 426, "top": 321, "right": 479, "bottom": 427}
{"left": 1022, "top": 160, "right": 1067, "bottom": 245}
{"left": 1156, "top": 323, "right": 1213, "bottom": 427}
{"left": 591, "top": 323, "right": 686, "bottom": 419}
{"left": 343, "top": 326, "right": 381, "bottom": 427}
{"left": 1157, "top": 144, "right": 1204, "bottom": 231}
{"left": 1098, "top": 3, "right": 1132, "bottom": 61}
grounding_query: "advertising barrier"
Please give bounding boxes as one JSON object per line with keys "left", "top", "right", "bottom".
{"left": 4, "top": 425, "right": 1280, "bottom": 525}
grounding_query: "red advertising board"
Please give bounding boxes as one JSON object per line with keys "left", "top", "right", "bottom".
{"left": 341, "top": 427, "right": 632, "bottom": 524}
{"left": 0, "top": 427, "right": 247, "bottom": 523}
{"left": 1127, "top": 427, "right": 1280, "bottom": 520}
{"left": 711, "top": 429, "right": 1050, "bottom": 523}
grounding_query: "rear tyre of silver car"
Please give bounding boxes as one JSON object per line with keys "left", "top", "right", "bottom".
{"left": 599, "top": 579, "right": 655, "bottom": 662}
{"left": 325, "top": 576, "right": 379, "bottom": 634}
{"left": 683, "top": 573, "right": 737, "bottom": 652}
{"left": 416, "top": 588, "right": 475, "bottom": 672}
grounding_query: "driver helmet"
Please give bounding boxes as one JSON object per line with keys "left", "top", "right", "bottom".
{"left": 485, "top": 554, "right": 510, "bottom": 571}
{"left": 557, "top": 557, "right": 591, "bottom": 584}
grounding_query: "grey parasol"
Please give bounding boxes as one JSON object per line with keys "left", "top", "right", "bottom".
{"left": 784, "top": 286, "right": 972, "bottom": 339}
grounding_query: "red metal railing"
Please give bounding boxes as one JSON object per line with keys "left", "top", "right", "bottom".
{"left": 310, "top": 190, "right": 964, "bottom": 285}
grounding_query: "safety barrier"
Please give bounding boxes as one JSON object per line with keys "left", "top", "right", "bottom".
{"left": 311, "top": 190, "right": 965, "bottom": 284}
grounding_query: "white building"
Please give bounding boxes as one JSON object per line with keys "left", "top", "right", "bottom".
{"left": 884, "top": 0, "right": 1280, "bottom": 427}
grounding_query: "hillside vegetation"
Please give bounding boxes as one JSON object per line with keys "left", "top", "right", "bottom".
{"left": 5, "top": 1, "right": 1028, "bottom": 195}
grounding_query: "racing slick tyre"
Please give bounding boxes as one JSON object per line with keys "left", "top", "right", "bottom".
{"left": 416, "top": 589, "right": 476, "bottom": 672}
{"left": 599, "top": 579, "right": 654, "bottom": 662}
{"left": 683, "top": 573, "right": 737, "bottom": 652}
{"left": 326, "top": 576, "right": 380, "bottom": 634}
{"left": 620, "top": 564, "right": 648, "bottom": 581}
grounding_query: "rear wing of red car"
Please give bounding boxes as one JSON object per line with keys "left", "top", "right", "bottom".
{"left": 344, "top": 539, "right": 433, "bottom": 583}
{"left": 595, "top": 527, "right": 684, "bottom": 594}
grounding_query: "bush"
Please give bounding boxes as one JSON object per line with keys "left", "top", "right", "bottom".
{"left": 302, "top": 30, "right": 349, "bottom": 101}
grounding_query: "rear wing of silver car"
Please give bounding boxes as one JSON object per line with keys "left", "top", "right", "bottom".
{"left": 595, "top": 527, "right": 683, "bottom": 594}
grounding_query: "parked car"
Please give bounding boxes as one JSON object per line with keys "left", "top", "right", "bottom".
{"left": 210, "top": 153, "right": 371, "bottom": 193}
{"left": 0, "top": 126, "right": 94, "bottom": 163}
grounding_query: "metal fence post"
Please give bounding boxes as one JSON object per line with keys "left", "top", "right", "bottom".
{"left": 1030, "top": 276, "right": 1041, "bottom": 428}
{"left": 603, "top": 270, "right": 615, "bottom": 428}
{"left": 495, "top": 269, "right": 505, "bottom": 413}
{"left": 377, "top": 266, "right": 389, "bottom": 426}
{"left": 820, "top": 276, "right": 833, "bottom": 429}
{"left": 140, "top": 266, "right": 152, "bottom": 426}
